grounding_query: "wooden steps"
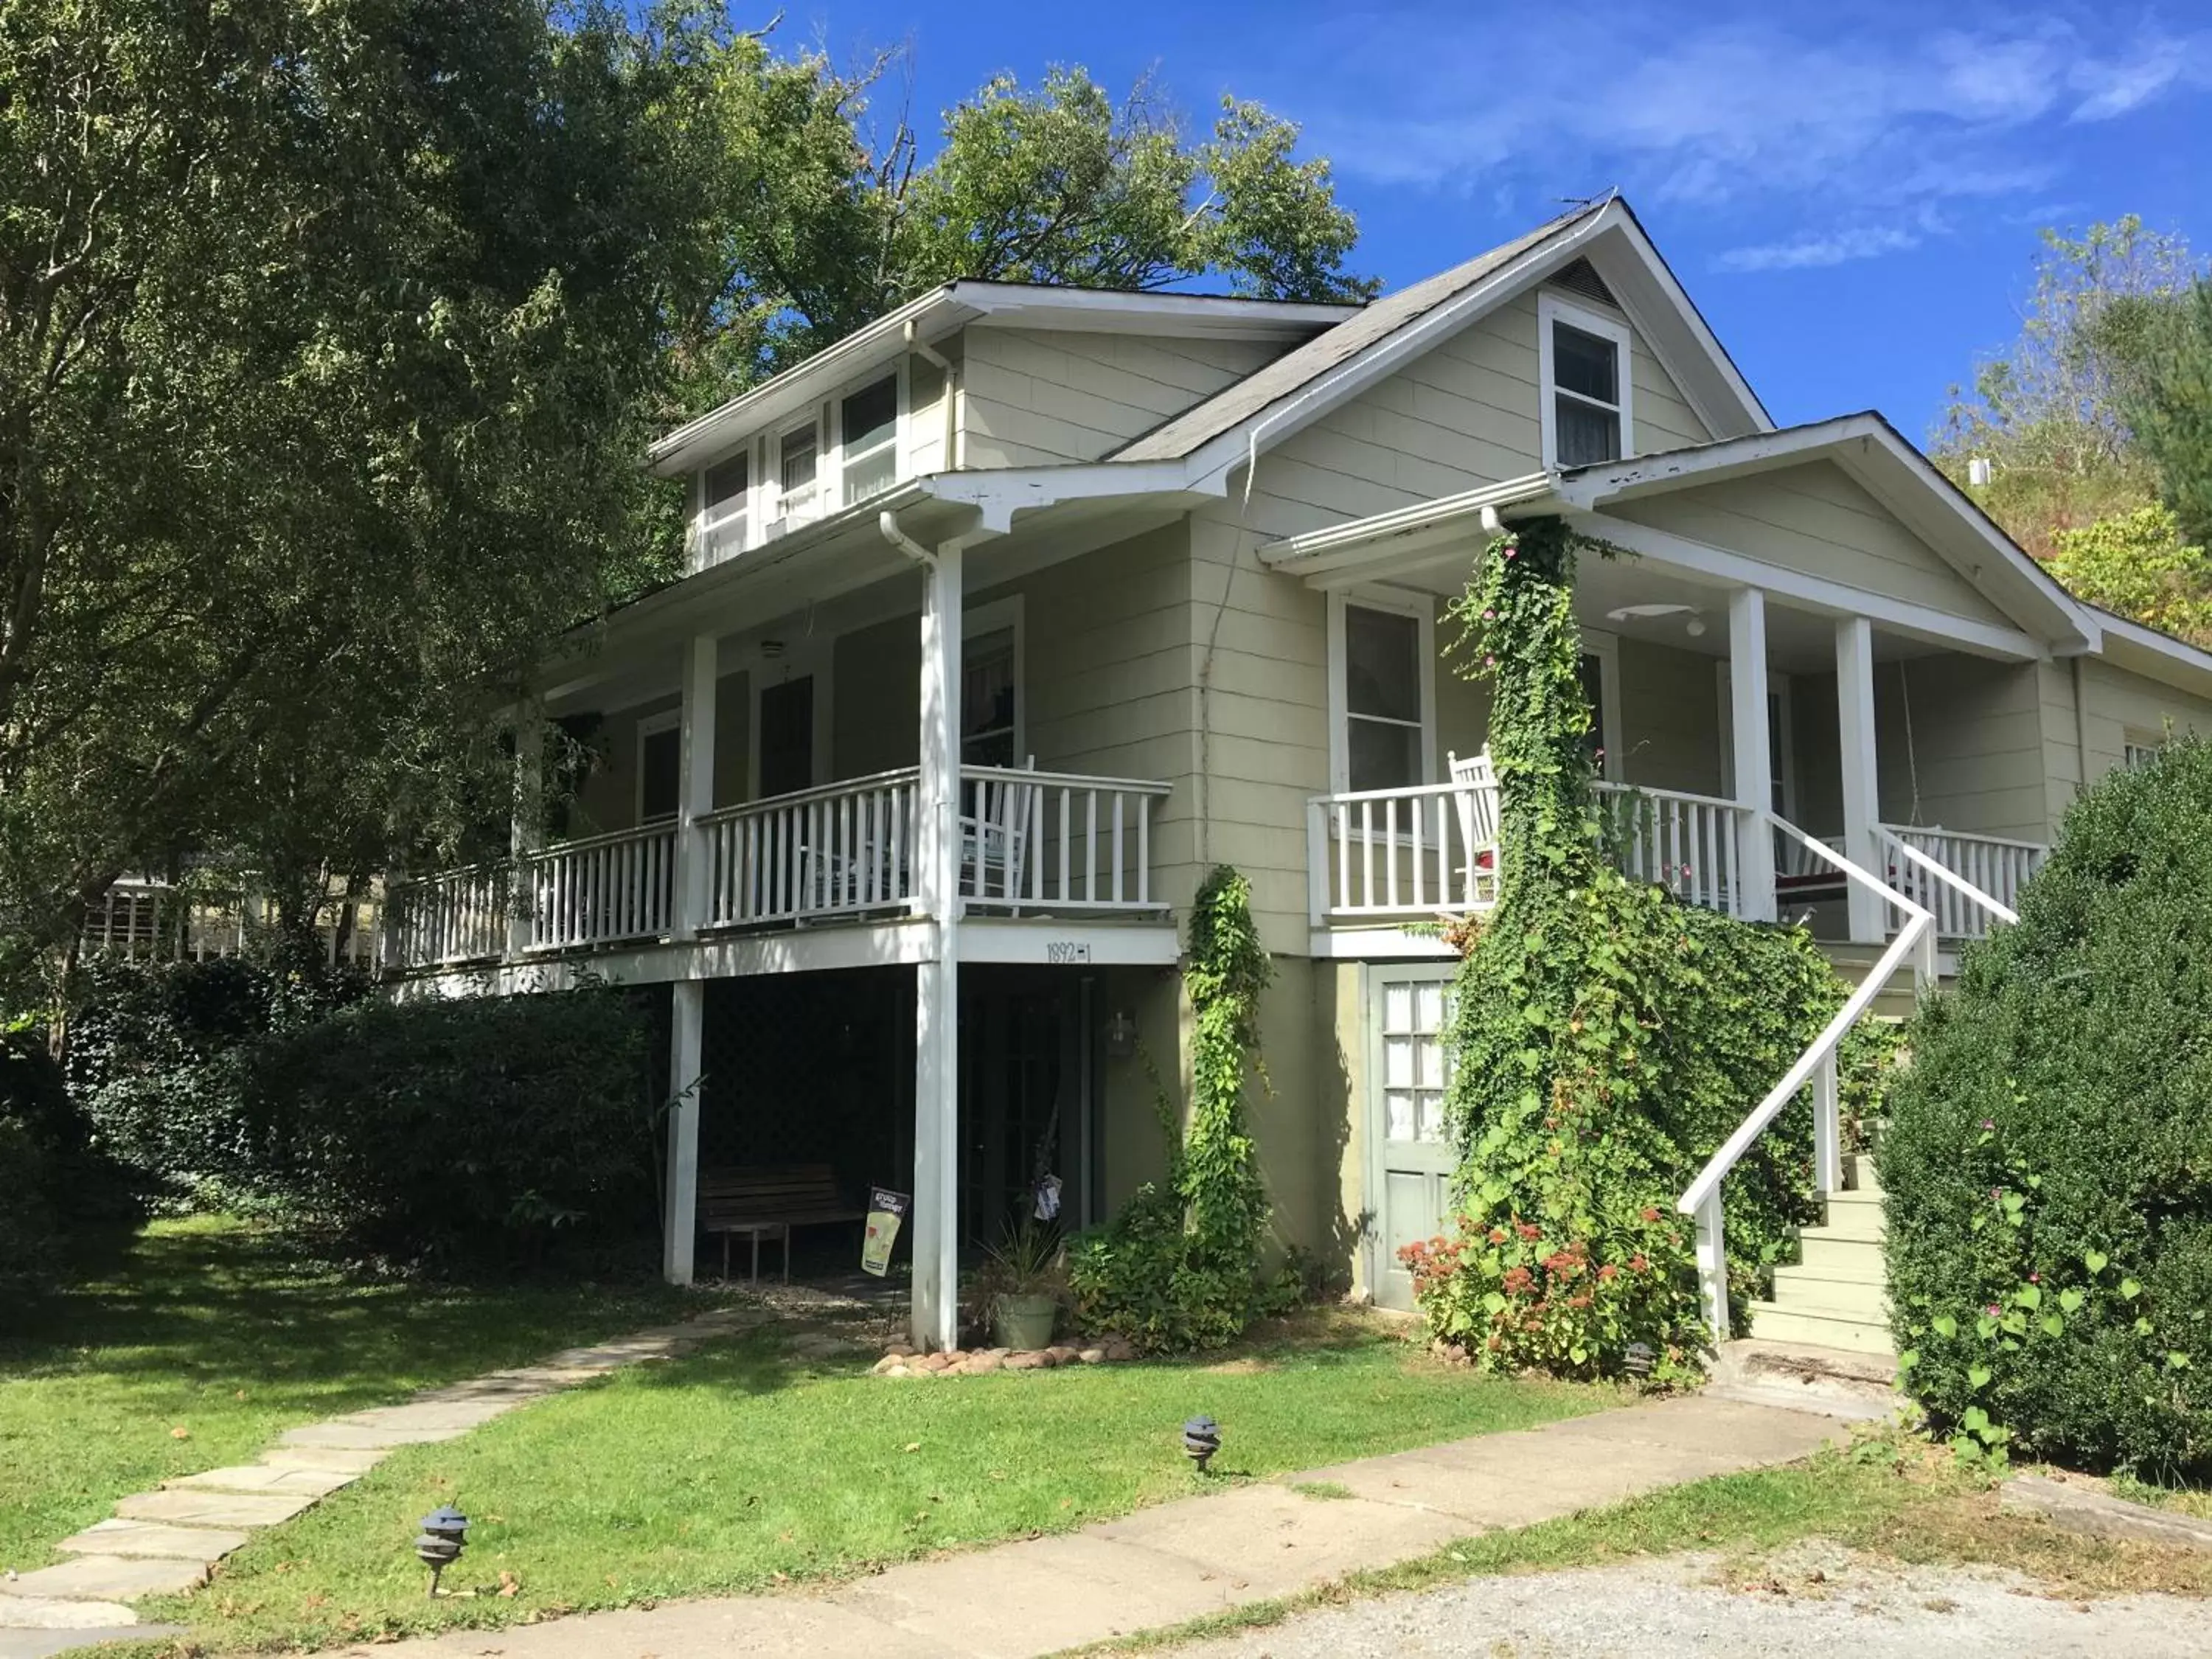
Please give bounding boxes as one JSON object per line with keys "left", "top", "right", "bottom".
{"left": 1747, "top": 1155, "right": 1896, "bottom": 1360}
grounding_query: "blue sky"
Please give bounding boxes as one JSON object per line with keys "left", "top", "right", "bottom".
{"left": 773, "top": 0, "right": 2212, "bottom": 442}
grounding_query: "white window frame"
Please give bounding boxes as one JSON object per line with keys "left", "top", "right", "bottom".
{"left": 1579, "top": 625, "right": 1626, "bottom": 783}
{"left": 832, "top": 363, "right": 908, "bottom": 512}
{"left": 961, "top": 594, "right": 1026, "bottom": 767}
{"left": 634, "top": 709, "right": 683, "bottom": 824}
{"left": 2124, "top": 728, "right": 2166, "bottom": 771}
{"left": 698, "top": 363, "right": 917, "bottom": 557}
{"left": 1538, "top": 291, "right": 1635, "bottom": 470}
{"left": 1716, "top": 664, "right": 1797, "bottom": 815}
{"left": 694, "top": 448, "right": 752, "bottom": 571}
{"left": 772, "top": 410, "right": 825, "bottom": 527}
{"left": 1328, "top": 588, "right": 1437, "bottom": 796}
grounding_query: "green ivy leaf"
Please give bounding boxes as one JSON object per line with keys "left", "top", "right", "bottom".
{"left": 2136, "top": 1316, "right": 2155, "bottom": 1336}
{"left": 2121, "top": 1277, "right": 2143, "bottom": 1300}
{"left": 2015, "top": 1282, "right": 2042, "bottom": 1310}
{"left": 1932, "top": 1313, "right": 1958, "bottom": 1338}
{"left": 1968, "top": 1364, "right": 1992, "bottom": 1389}
{"left": 2041, "top": 1313, "right": 2065, "bottom": 1337}
{"left": 2084, "top": 1250, "right": 2109, "bottom": 1274}
{"left": 2059, "top": 1289, "right": 2084, "bottom": 1314}
{"left": 1896, "top": 1349, "right": 1919, "bottom": 1371}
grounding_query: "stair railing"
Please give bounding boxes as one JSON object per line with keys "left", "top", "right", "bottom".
{"left": 1677, "top": 814, "right": 1935, "bottom": 1345}
{"left": 1874, "top": 824, "right": 2020, "bottom": 938}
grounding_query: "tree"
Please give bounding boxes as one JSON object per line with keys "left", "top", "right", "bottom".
{"left": 668, "top": 36, "right": 1378, "bottom": 399}
{"left": 2130, "top": 281, "right": 2212, "bottom": 555}
{"left": 0, "top": 2, "right": 720, "bottom": 981}
{"left": 2045, "top": 505, "right": 2212, "bottom": 645}
{"left": 1938, "top": 218, "right": 2202, "bottom": 560}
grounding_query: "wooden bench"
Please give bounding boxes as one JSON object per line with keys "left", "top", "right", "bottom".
{"left": 698, "top": 1165, "right": 866, "bottom": 1284}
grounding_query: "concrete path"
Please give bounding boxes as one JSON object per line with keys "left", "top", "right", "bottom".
{"left": 321, "top": 1393, "right": 1849, "bottom": 1659}
{"left": 0, "top": 1307, "right": 778, "bottom": 1659}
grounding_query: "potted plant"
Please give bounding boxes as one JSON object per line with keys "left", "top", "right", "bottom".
{"left": 975, "top": 1217, "right": 1064, "bottom": 1351}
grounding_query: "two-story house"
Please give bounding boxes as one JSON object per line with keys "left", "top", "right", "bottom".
{"left": 387, "top": 196, "right": 2212, "bottom": 1357}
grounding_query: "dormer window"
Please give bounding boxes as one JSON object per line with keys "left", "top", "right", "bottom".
{"left": 1538, "top": 292, "right": 1633, "bottom": 469}
{"left": 841, "top": 376, "right": 899, "bottom": 504}
{"left": 700, "top": 451, "right": 748, "bottom": 566}
{"left": 777, "top": 420, "right": 819, "bottom": 522}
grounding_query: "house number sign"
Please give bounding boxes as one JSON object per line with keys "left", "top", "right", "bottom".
{"left": 1045, "top": 940, "right": 1093, "bottom": 964}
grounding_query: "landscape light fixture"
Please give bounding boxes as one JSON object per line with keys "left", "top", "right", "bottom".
{"left": 1182, "top": 1414, "right": 1221, "bottom": 1475}
{"left": 1624, "top": 1342, "right": 1655, "bottom": 1379}
{"left": 414, "top": 1504, "right": 469, "bottom": 1597}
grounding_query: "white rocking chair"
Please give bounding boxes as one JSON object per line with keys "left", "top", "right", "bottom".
{"left": 1446, "top": 748, "right": 1501, "bottom": 905}
{"left": 961, "top": 757, "right": 1037, "bottom": 905}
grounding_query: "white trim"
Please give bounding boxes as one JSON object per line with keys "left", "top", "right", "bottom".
{"left": 1579, "top": 626, "right": 1624, "bottom": 782}
{"left": 1538, "top": 291, "right": 1635, "bottom": 470}
{"left": 1715, "top": 664, "right": 1796, "bottom": 818}
{"left": 1307, "top": 927, "right": 1457, "bottom": 960}
{"left": 959, "top": 918, "right": 1181, "bottom": 966}
{"left": 634, "top": 709, "right": 682, "bottom": 824}
{"left": 1262, "top": 475, "right": 1559, "bottom": 574}
{"left": 1328, "top": 588, "right": 1438, "bottom": 795}
{"left": 1567, "top": 510, "right": 2050, "bottom": 662}
{"left": 961, "top": 594, "right": 1026, "bottom": 766}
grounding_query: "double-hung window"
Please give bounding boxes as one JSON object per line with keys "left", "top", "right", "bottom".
{"left": 778, "top": 420, "right": 820, "bottom": 523}
{"left": 699, "top": 451, "right": 749, "bottom": 566}
{"left": 1539, "top": 293, "right": 1633, "bottom": 469}
{"left": 1340, "top": 599, "right": 1432, "bottom": 793}
{"left": 840, "top": 376, "right": 900, "bottom": 505}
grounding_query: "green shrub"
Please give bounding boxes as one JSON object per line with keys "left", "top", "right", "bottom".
{"left": 1405, "top": 521, "right": 1860, "bottom": 1381}
{"left": 0, "top": 1030, "right": 133, "bottom": 1300}
{"left": 1068, "top": 867, "right": 1277, "bottom": 1351}
{"left": 237, "top": 990, "right": 662, "bottom": 1266}
{"left": 1883, "top": 737, "right": 2212, "bottom": 1476}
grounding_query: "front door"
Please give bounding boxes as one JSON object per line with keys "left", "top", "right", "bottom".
{"left": 758, "top": 675, "right": 815, "bottom": 797}
{"left": 1366, "top": 967, "right": 1457, "bottom": 1311}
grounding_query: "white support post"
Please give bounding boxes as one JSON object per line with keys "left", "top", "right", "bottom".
{"left": 1812, "top": 1050, "right": 1842, "bottom": 1194}
{"left": 507, "top": 709, "right": 543, "bottom": 959}
{"left": 673, "top": 632, "right": 719, "bottom": 941}
{"left": 911, "top": 541, "right": 964, "bottom": 1352}
{"left": 1836, "top": 616, "right": 1885, "bottom": 944}
{"left": 663, "top": 978, "right": 703, "bottom": 1285}
{"left": 1727, "top": 588, "right": 1776, "bottom": 922}
{"left": 1693, "top": 1190, "right": 1729, "bottom": 1346}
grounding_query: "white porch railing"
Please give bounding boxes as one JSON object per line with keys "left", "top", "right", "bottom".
{"left": 387, "top": 864, "right": 508, "bottom": 967}
{"left": 524, "top": 822, "right": 678, "bottom": 950}
{"left": 1677, "top": 816, "right": 1936, "bottom": 1343}
{"left": 1877, "top": 824, "right": 2044, "bottom": 942}
{"left": 1305, "top": 781, "right": 1501, "bottom": 926}
{"left": 1594, "top": 782, "right": 1756, "bottom": 919}
{"left": 701, "top": 769, "right": 917, "bottom": 929}
{"left": 964, "top": 765, "right": 1172, "bottom": 913}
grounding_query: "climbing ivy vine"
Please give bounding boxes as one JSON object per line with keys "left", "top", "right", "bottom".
{"left": 1403, "top": 521, "right": 1883, "bottom": 1380}
{"left": 1069, "top": 866, "right": 1280, "bottom": 1351}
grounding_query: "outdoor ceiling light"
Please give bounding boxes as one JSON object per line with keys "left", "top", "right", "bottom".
{"left": 1183, "top": 1414, "right": 1221, "bottom": 1474}
{"left": 414, "top": 1504, "right": 469, "bottom": 1597}
{"left": 1605, "top": 602, "right": 1706, "bottom": 639}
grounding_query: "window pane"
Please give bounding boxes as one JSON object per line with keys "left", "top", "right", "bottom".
{"left": 1386, "top": 1091, "right": 1415, "bottom": 1142}
{"left": 639, "top": 727, "right": 681, "bottom": 821}
{"left": 1349, "top": 717, "right": 1422, "bottom": 793}
{"left": 961, "top": 627, "right": 1016, "bottom": 764}
{"left": 1555, "top": 396, "right": 1621, "bottom": 465}
{"left": 1553, "top": 322, "right": 1618, "bottom": 403}
{"left": 780, "top": 426, "right": 818, "bottom": 493}
{"left": 844, "top": 445, "right": 897, "bottom": 504}
{"left": 842, "top": 377, "right": 897, "bottom": 454}
{"left": 1346, "top": 605, "right": 1420, "bottom": 722}
{"left": 704, "top": 452, "right": 748, "bottom": 509}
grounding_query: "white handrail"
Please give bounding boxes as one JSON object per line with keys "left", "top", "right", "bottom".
{"left": 1304, "top": 778, "right": 1502, "bottom": 925}
{"left": 1676, "top": 813, "right": 1936, "bottom": 1343}
{"left": 1876, "top": 824, "right": 2038, "bottom": 939}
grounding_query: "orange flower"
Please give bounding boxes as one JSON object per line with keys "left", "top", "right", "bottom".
{"left": 1629, "top": 1253, "right": 1649, "bottom": 1273}
{"left": 1487, "top": 1226, "right": 1509, "bottom": 1244}
{"left": 1596, "top": 1262, "right": 1618, "bottom": 1281}
{"left": 1639, "top": 1206, "right": 1663, "bottom": 1222}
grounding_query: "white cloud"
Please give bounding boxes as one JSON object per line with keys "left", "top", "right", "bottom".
{"left": 1714, "top": 224, "right": 1923, "bottom": 273}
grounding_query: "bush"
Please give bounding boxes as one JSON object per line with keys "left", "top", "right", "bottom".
{"left": 238, "top": 990, "right": 662, "bottom": 1265}
{"left": 0, "top": 1030, "right": 133, "bottom": 1299}
{"left": 1883, "top": 737, "right": 2212, "bottom": 1476}
{"left": 1068, "top": 867, "right": 1278, "bottom": 1352}
{"left": 1406, "top": 521, "right": 1860, "bottom": 1382}
{"left": 69, "top": 953, "right": 368, "bottom": 1201}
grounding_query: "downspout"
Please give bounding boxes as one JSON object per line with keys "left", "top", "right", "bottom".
{"left": 2072, "top": 655, "right": 2093, "bottom": 798}
{"left": 878, "top": 507, "right": 935, "bottom": 570}
{"left": 905, "top": 321, "right": 960, "bottom": 471}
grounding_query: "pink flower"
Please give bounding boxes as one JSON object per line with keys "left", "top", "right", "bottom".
{"left": 1980, "top": 1119, "right": 1995, "bottom": 1130}
{"left": 1991, "top": 1188, "right": 2002, "bottom": 1200}
{"left": 1483, "top": 609, "right": 1496, "bottom": 621}
{"left": 1503, "top": 546, "right": 1517, "bottom": 560}
{"left": 1986, "top": 1303, "right": 2002, "bottom": 1316}
{"left": 1484, "top": 655, "right": 1496, "bottom": 667}
{"left": 2028, "top": 1272, "right": 2041, "bottom": 1284}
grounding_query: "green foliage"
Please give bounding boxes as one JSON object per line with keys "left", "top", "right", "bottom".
{"left": 1405, "top": 522, "right": 1858, "bottom": 1380}
{"left": 68, "top": 956, "right": 369, "bottom": 1206}
{"left": 2046, "top": 504, "right": 2212, "bottom": 644}
{"left": 1882, "top": 738, "right": 2212, "bottom": 1478}
{"left": 234, "top": 990, "right": 662, "bottom": 1267}
{"left": 2130, "top": 279, "right": 2212, "bottom": 555}
{"left": 0, "top": 1029, "right": 128, "bottom": 1298}
{"left": 1069, "top": 866, "right": 1276, "bottom": 1350}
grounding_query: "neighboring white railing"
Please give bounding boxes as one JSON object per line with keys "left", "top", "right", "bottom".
{"left": 1677, "top": 815, "right": 1936, "bottom": 1344}
{"left": 1877, "top": 824, "right": 2043, "bottom": 941}
{"left": 522, "top": 822, "right": 678, "bottom": 951}
{"left": 388, "top": 864, "right": 508, "bottom": 968}
{"left": 701, "top": 768, "right": 917, "bottom": 930}
{"left": 1595, "top": 782, "right": 1756, "bottom": 919}
{"left": 963, "top": 765, "right": 1172, "bottom": 913}
{"left": 1305, "top": 780, "right": 1502, "bottom": 926}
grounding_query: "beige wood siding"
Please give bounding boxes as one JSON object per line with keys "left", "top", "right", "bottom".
{"left": 2075, "top": 658, "right": 2212, "bottom": 787}
{"left": 832, "top": 616, "right": 920, "bottom": 777}
{"left": 1628, "top": 327, "right": 1711, "bottom": 453}
{"left": 959, "top": 327, "right": 1287, "bottom": 468}
{"left": 1612, "top": 460, "right": 2014, "bottom": 627}
{"left": 1617, "top": 636, "right": 1725, "bottom": 796}
{"left": 906, "top": 345, "right": 955, "bottom": 476}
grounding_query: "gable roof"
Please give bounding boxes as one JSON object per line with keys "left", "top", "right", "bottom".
{"left": 1116, "top": 196, "right": 1773, "bottom": 470}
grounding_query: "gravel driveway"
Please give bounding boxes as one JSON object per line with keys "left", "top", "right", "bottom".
{"left": 1166, "top": 1541, "right": 2212, "bottom": 1658}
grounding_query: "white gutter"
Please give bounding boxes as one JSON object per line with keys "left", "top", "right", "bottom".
{"left": 879, "top": 508, "right": 936, "bottom": 568}
{"left": 1259, "top": 474, "right": 1557, "bottom": 566}
{"left": 905, "top": 321, "right": 960, "bottom": 472}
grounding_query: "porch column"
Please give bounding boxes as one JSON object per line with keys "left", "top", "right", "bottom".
{"left": 1727, "top": 588, "right": 1777, "bottom": 922}
{"left": 672, "top": 631, "right": 719, "bottom": 941}
{"left": 663, "top": 978, "right": 703, "bottom": 1285}
{"left": 912, "top": 541, "right": 964, "bottom": 1351}
{"left": 507, "top": 707, "right": 543, "bottom": 959}
{"left": 1835, "top": 616, "right": 1885, "bottom": 943}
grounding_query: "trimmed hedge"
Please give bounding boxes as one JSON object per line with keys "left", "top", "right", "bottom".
{"left": 1882, "top": 737, "right": 2212, "bottom": 1476}
{"left": 1, "top": 1032, "right": 131, "bottom": 1298}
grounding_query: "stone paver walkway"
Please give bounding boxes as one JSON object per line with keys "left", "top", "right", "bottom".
{"left": 320, "top": 1392, "right": 1850, "bottom": 1659}
{"left": 0, "top": 1306, "right": 776, "bottom": 1659}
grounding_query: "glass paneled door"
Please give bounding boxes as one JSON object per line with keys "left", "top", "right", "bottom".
{"left": 1364, "top": 967, "right": 1456, "bottom": 1311}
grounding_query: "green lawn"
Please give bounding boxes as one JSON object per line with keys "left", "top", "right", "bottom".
{"left": 0, "top": 1217, "right": 695, "bottom": 1574}
{"left": 145, "top": 1313, "right": 1612, "bottom": 1652}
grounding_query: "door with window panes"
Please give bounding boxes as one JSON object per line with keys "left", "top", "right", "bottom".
{"left": 1366, "top": 966, "right": 1456, "bottom": 1310}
